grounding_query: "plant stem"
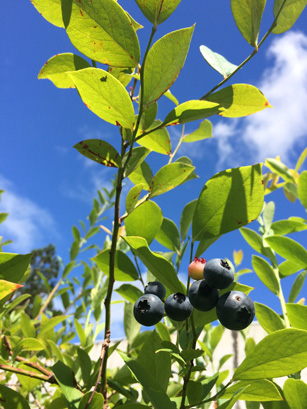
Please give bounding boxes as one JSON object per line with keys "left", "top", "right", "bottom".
{"left": 168, "top": 125, "right": 185, "bottom": 164}
{"left": 199, "top": 0, "right": 287, "bottom": 100}
{"left": 276, "top": 268, "right": 290, "bottom": 328}
{"left": 0, "top": 364, "right": 54, "bottom": 383}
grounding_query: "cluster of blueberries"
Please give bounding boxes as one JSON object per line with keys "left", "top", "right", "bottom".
{"left": 133, "top": 258, "right": 255, "bottom": 331}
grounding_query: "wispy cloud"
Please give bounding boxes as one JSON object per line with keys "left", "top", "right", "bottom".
{"left": 213, "top": 31, "right": 307, "bottom": 168}
{"left": 0, "top": 174, "right": 58, "bottom": 253}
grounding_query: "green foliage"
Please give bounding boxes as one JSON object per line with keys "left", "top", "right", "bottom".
{"left": 2, "top": 0, "right": 307, "bottom": 408}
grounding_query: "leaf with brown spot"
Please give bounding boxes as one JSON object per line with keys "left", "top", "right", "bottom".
{"left": 74, "top": 139, "right": 121, "bottom": 168}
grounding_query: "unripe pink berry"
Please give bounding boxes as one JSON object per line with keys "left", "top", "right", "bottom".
{"left": 188, "top": 257, "right": 206, "bottom": 281}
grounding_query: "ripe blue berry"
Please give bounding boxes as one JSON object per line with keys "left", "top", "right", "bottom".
{"left": 188, "top": 279, "right": 219, "bottom": 311}
{"left": 144, "top": 281, "right": 166, "bottom": 300}
{"left": 165, "top": 292, "right": 193, "bottom": 321}
{"left": 203, "top": 258, "right": 234, "bottom": 289}
{"left": 133, "top": 294, "right": 164, "bottom": 326}
{"left": 216, "top": 290, "right": 255, "bottom": 331}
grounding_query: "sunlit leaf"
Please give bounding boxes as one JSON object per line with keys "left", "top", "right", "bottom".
{"left": 74, "top": 139, "right": 121, "bottom": 168}
{"left": 183, "top": 119, "right": 213, "bottom": 142}
{"left": 125, "top": 201, "right": 163, "bottom": 245}
{"left": 283, "top": 378, "right": 307, "bottom": 409}
{"left": 205, "top": 84, "right": 272, "bottom": 117}
{"left": 143, "top": 26, "right": 194, "bottom": 107}
{"left": 94, "top": 249, "right": 139, "bottom": 281}
{"left": 69, "top": 68, "right": 135, "bottom": 128}
{"left": 135, "top": 0, "right": 181, "bottom": 25}
{"left": 273, "top": 0, "right": 307, "bottom": 34}
{"left": 65, "top": 0, "right": 140, "bottom": 67}
{"left": 252, "top": 255, "right": 280, "bottom": 295}
{"left": 234, "top": 329, "right": 307, "bottom": 380}
{"left": 123, "top": 236, "right": 185, "bottom": 293}
{"left": 149, "top": 162, "right": 195, "bottom": 198}
{"left": 255, "top": 302, "right": 285, "bottom": 334}
{"left": 200, "top": 45, "right": 238, "bottom": 77}
{"left": 231, "top": 0, "right": 266, "bottom": 47}
{"left": 192, "top": 164, "right": 264, "bottom": 242}
{"left": 222, "top": 379, "right": 282, "bottom": 401}
{"left": 38, "top": 53, "right": 91, "bottom": 88}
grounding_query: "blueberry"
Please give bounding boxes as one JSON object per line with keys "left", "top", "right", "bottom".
{"left": 165, "top": 292, "right": 193, "bottom": 321}
{"left": 133, "top": 294, "right": 164, "bottom": 326}
{"left": 144, "top": 281, "right": 166, "bottom": 300}
{"left": 188, "top": 279, "right": 219, "bottom": 311}
{"left": 203, "top": 258, "right": 234, "bottom": 289}
{"left": 216, "top": 290, "right": 255, "bottom": 331}
{"left": 188, "top": 257, "right": 206, "bottom": 281}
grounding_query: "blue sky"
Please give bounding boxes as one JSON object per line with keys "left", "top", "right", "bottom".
{"left": 1, "top": 1, "right": 307, "bottom": 338}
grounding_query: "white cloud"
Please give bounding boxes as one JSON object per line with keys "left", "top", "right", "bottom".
{"left": 0, "top": 174, "right": 58, "bottom": 253}
{"left": 214, "top": 31, "right": 307, "bottom": 168}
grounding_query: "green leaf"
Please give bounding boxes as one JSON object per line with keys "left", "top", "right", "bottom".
{"left": 286, "top": 303, "right": 307, "bottom": 330}
{"left": 76, "top": 348, "right": 92, "bottom": 386}
{"left": 31, "top": 0, "right": 63, "bottom": 27}
{"left": 69, "top": 68, "right": 135, "bottom": 129}
{"left": 0, "top": 279, "right": 23, "bottom": 301}
{"left": 94, "top": 249, "right": 138, "bottom": 281}
{"left": 115, "top": 284, "right": 143, "bottom": 303}
{"left": 222, "top": 379, "right": 282, "bottom": 401}
{"left": 123, "top": 147, "right": 150, "bottom": 178}
{"left": 135, "top": 0, "right": 181, "bottom": 25}
{"left": 52, "top": 361, "right": 83, "bottom": 408}
{"left": 119, "top": 343, "right": 175, "bottom": 409}
{"left": 265, "top": 158, "right": 295, "bottom": 183}
{"left": 205, "top": 84, "right": 272, "bottom": 117}
{"left": 252, "top": 255, "right": 280, "bottom": 295}
{"left": 234, "top": 329, "right": 307, "bottom": 380}
{"left": 255, "top": 302, "right": 285, "bottom": 334}
{"left": 183, "top": 119, "right": 213, "bottom": 143}
{"left": 128, "top": 160, "right": 153, "bottom": 190}
{"left": 137, "top": 331, "right": 171, "bottom": 391}
{"left": 195, "top": 236, "right": 220, "bottom": 257}
{"left": 279, "top": 259, "right": 302, "bottom": 278}
{"left": 74, "top": 319, "right": 87, "bottom": 347}
{"left": 199, "top": 45, "right": 238, "bottom": 78}
{"left": 192, "top": 164, "right": 264, "bottom": 242}
{"left": 0, "top": 213, "right": 9, "bottom": 224}
{"left": 123, "top": 236, "right": 185, "bottom": 293}
{"left": 295, "top": 147, "right": 307, "bottom": 171}
{"left": 126, "top": 184, "right": 144, "bottom": 214}
{"left": 125, "top": 201, "right": 163, "bottom": 245}
{"left": 38, "top": 315, "right": 68, "bottom": 340}
{"left": 289, "top": 271, "right": 306, "bottom": 302}
{"left": 218, "top": 386, "right": 250, "bottom": 409}
{"left": 283, "top": 378, "right": 307, "bottom": 409}
{"left": 155, "top": 218, "right": 181, "bottom": 252}
{"left": 65, "top": 0, "right": 140, "bottom": 67}
{"left": 0, "top": 253, "right": 32, "bottom": 283}
{"left": 272, "top": 0, "right": 307, "bottom": 34}
{"left": 265, "top": 236, "right": 307, "bottom": 269}
{"left": 141, "top": 102, "right": 158, "bottom": 131}
{"left": 79, "top": 392, "right": 104, "bottom": 409}
{"left": 164, "top": 90, "right": 179, "bottom": 105}
{"left": 124, "top": 302, "right": 141, "bottom": 344}
{"left": 187, "top": 380, "right": 203, "bottom": 405}
{"left": 13, "top": 338, "right": 45, "bottom": 359}
{"left": 143, "top": 26, "right": 194, "bottom": 107}
{"left": 0, "top": 384, "right": 30, "bottom": 409}
{"left": 231, "top": 0, "right": 266, "bottom": 47}
{"left": 271, "top": 219, "right": 307, "bottom": 235}
{"left": 149, "top": 162, "right": 195, "bottom": 198}
{"left": 263, "top": 201, "right": 275, "bottom": 231}
{"left": 137, "top": 121, "right": 172, "bottom": 155}
{"left": 180, "top": 199, "right": 197, "bottom": 240}
{"left": 163, "top": 100, "right": 220, "bottom": 126}
{"left": 38, "top": 53, "right": 91, "bottom": 88}
{"left": 298, "top": 171, "right": 307, "bottom": 209}
{"left": 74, "top": 139, "right": 121, "bottom": 168}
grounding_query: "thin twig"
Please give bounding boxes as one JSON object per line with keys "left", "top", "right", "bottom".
{"left": 85, "top": 330, "right": 111, "bottom": 409}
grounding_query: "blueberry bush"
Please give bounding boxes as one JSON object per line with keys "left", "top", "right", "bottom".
{"left": 1, "top": 1, "right": 307, "bottom": 408}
